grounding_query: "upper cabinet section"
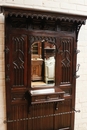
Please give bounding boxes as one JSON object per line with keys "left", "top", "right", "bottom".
{"left": 3, "top": 6, "right": 87, "bottom": 90}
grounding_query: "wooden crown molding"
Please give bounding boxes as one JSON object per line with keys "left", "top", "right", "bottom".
{"left": 0, "top": 6, "right": 87, "bottom": 24}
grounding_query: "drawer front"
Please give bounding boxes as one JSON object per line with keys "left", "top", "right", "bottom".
{"left": 32, "top": 93, "right": 64, "bottom": 104}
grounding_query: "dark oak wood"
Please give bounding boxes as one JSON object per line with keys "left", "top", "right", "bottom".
{"left": 1, "top": 6, "right": 86, "bottom": 130}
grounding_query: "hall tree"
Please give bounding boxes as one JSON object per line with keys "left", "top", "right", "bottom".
{"left": 0, "top": 6, "right": 87, "bottom": 130}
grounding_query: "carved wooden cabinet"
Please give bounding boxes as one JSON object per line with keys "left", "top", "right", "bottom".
{"left": 1, "top": 6, "right": 87, "bottom": 130}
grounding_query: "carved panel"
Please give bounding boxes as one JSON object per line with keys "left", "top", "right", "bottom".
{"left": 60, "top": 37, "right": 73, "bottom": 84}
{"left": 29, "top": 35, "right": 56, "bottom": 45}
{"left": 12, "top": 36, "right": 25, "bottom": 86}
{"left": 60, "top": 22, "right": 74, "bottom": 32}
{"left": 28, "top": 103, "right": 54, "bottom": 130}
{"left": 9, "top": 105, "right": 28, "bottom": 130}
{"left": 10, "top": 17, "right": 27, "bottom": 28}
{"left": 10, "top": 17, "right": 57, "bottom": 31}
{"left": 55, "top": 100, "right": 72, "bottom": 129}
{"left": 30, "top": 18, "right": 56, "bottom": 31}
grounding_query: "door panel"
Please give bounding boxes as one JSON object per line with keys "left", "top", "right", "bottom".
{"left": 10, "top": 34, "right": 28, "bottom": 88}
{"left": 54, "top": 100, "right": 72, "bottom": 129}
{"left": 59, "top": 37, "right": 74, "bottom": 85}
{"left": 28, "top": 103, "right": 54, "bottom": 130}
{"left": 8, "top": 104, "right": 28, "bottom": 130}
{"left": 5, "top": 32, "right": 28, "bottom": 130}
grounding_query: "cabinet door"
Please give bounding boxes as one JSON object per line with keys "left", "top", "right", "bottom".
{"left": 54, "top": 100, "right": 72, "bottom": 130}
{"left": 57, "top": 36, "right": 75, "bottom": 130}
{"left": 58, "top": 36, "right": 74, "bottom": 86}
{"left": 28, "top": 103, "right": 54, "bottom": 130}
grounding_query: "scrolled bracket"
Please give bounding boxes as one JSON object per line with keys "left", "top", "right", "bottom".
{"left": 76, "top": 23, "right": 82, "bottom": 42}
{"left": 24, "top": 91, "right": 31, "bottom": 113}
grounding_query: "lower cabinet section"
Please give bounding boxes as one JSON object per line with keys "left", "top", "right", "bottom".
{"left": 8, "top": 100, "right": 73, "bottom": 130}
{"left": 28, "top": 100, "right": 72, "bottom": 130}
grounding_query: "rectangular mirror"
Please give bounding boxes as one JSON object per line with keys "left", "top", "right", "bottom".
{"left": 31, "top": 40, "right": 56, "bottom": 88}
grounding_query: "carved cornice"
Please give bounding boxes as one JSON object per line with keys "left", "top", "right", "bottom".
{"left": 0, "top": 6, "right": 86, "bottom": 25}
{"left": 1, "top": 6, "right": 87, "bottom": 42}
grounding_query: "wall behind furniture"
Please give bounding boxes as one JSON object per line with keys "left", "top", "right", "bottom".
{"left": 0, "top": 13, "right": 6, "bottom": 130}
{"left": 0, "top": 0, "right": 87, "bottom": 130}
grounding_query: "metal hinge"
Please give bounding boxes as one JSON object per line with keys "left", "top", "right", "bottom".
{"left": 4, "top": 46, "right": 9, "bottom": 53}
{"left": 5, "top": 75, "right": 10, "bottom": 82}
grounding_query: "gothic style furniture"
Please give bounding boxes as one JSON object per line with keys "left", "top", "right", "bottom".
{"left": 1, "top": 6, "right": 87, "bottom": 130}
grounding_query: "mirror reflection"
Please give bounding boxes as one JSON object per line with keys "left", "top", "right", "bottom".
{"left": 31, "top": 41, "right": 56, "bottom": 88}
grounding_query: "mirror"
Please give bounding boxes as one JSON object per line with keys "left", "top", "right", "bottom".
{"left": 31, "top": 40, "right": 56, "bottom": 88}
